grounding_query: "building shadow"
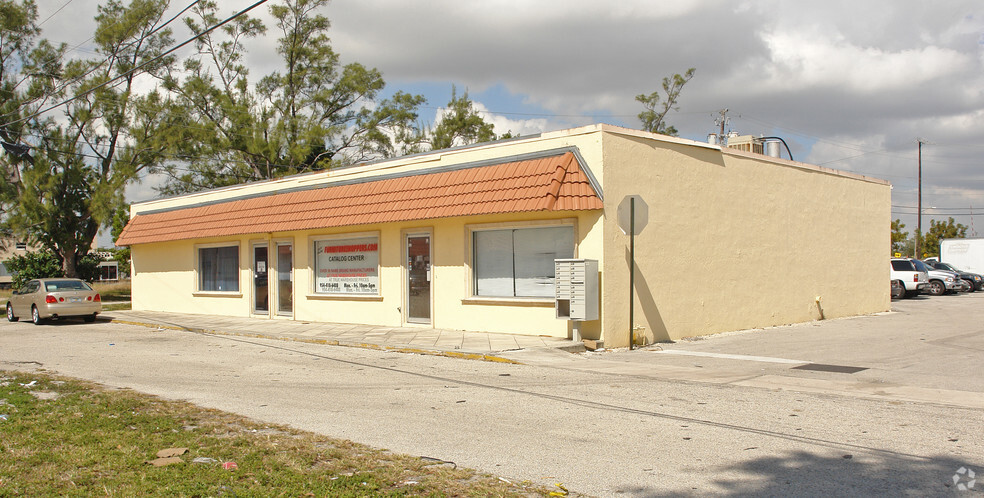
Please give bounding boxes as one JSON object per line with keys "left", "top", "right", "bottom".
{"left": 613, "top": 450, "right": 978, "bottom": 496}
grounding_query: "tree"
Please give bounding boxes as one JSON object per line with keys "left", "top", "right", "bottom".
{"left": 922, "top": 217, "right": 967, "bottom": 258}
{"left": 891, "top": 219, "right": 908, "bottom": 255}
{"left": 0, "top": 0, "right": 43, "bottom": 221}
{"left": 430, "top": 86, "right": 496, "bottom": 150}
{"left": 636, "top": 68, "right": 696, "bottom": 136}
{"left": 0, "top": 0, "right": 179, "bottom": 277}
{"left": 159, "top": 0, "right": 426, "bottom": 195}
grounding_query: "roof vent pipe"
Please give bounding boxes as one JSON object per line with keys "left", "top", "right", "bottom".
{"left": 707, "top": 133, "right": 719, "bottom": 145}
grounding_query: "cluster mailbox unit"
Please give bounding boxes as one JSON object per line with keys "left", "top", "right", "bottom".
{"left": 554, "top": 259, "right": 599, "bottom": 334}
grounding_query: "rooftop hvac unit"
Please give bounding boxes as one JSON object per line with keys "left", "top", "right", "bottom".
{"left": 725, "top": 134, "right": 764, "bottom": 154}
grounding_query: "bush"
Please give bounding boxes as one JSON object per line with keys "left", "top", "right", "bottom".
{"left": 3, "top": 251, "right": 63, "bottom": 289}
{"left": 77, "top": 253, "right": 102, "bottom": 283}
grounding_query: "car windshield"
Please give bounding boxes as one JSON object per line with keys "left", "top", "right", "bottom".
{"left": 910, "top": 260, "right": 930, "bottom": 272}
{"left": 939, "top": 262, "right": 965, "bottom": 272}
{"left": 44, "top": 280, "right": 91, "bottom": 292}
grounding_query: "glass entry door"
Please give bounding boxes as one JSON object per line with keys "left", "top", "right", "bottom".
{"left": 253, "top": 244, "right": 269, "bottom": 314}
{"left": 276, "top": 243, "right": 293, "bottom": 316}
{"left": 406, "top": 234, "right": 431, "bottom": 324}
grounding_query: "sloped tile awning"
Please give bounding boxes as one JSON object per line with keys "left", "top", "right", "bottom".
{"left": 116, "top": 151, "right": 603, "bottom": 246}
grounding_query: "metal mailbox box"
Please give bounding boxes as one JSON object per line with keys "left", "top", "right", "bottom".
{"left": 554, "top": 259, "right": 599, "bottom": 321}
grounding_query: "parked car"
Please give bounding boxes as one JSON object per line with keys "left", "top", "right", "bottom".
{"left": 924, "top": 260, "right": 983, "bottom": 291}
{"left": 5, "top": 278, "right": 101, "bottom": 325}
{"left": 890, "top": 258, "right": 928, "bottom": 298}
{"left": 910, "top": 259, "right": 962, "bottom": 296}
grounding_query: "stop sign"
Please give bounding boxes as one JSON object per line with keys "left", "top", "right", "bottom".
{"left": 617, "top": 195, "right": 648, "bottom": 235}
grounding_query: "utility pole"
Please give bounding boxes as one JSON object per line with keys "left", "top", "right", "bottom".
{"left": 915, "top": 139, "right": 925, "bottom": 258}
{"left": 716, "top": 109, "right": 729, "bottom": 143}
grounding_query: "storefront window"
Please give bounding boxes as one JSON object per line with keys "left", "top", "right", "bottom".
{"left": 199, "top": 246, "right": 239, "bottom": 292}
{"left": 314, "top": 236, "right": 380, "bottom": 295}
{"left": 474, "top": 226, "right": 574, "bottom": 297}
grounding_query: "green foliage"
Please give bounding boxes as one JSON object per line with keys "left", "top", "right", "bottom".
{"left": 3, "top": 250, "right": 62, "bottom": 288}
{"left": 159, "top": 0, "right": 427, "bottom": 195}
{"left": 430, "top": 86, "right": 497, "bottom": 150}
{"left": 922, "top": 217, "right": 967, "bottom": 258}
{"left": 636, "top": 67, "right": 696, "bottom": 136}
{"left": 0, "top": 0, "right": 177, "bottom": 277}
{"left": 76, "top": 253, "right": 102, "bottom": 283}
{"left": 891, "top": 219, "right": 908, "bottom": 255}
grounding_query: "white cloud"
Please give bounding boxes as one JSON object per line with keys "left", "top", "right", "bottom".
{"left": 758, "top": 30, "right": 973, "bottom": 93}
{"left": 32, "top": 0, "right": 984, "bottom": 235}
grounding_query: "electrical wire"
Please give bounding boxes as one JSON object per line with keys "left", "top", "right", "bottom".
{"left": 0, "top": 0, "right": 203, "bottom": 123}
{"left": 0, "top": 0, "right": 268, "bottom": 130}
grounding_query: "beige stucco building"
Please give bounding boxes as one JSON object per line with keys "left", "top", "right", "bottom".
{"left": 117, "top": 124, "right": 891, "bottom": 347}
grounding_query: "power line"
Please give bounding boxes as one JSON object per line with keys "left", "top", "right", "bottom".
{"left": 37, "top": 0, "right": 77, "bottom": 28}
{"left": 0, "top": 0, "right": 267, "bottom": 130}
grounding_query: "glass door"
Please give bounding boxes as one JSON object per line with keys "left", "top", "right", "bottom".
{"left": 406, "top": 234, "right": 431, "bottom": 324}
{"left": 276, "top": 243, "right": 293, "bottom": 316}
{"left": 253, "top": 244, "right": 269, "bottom": 314}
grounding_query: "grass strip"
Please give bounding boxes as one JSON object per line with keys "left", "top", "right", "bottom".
{"left": 0, "top": 370, "right": 548, "bottom": 497}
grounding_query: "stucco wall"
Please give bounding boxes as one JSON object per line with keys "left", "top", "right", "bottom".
{"left": 599, "top": 130, "right": 891, "bottom": 345}
{"left": 130, "top": 209, "right": 604, "bottom": 338}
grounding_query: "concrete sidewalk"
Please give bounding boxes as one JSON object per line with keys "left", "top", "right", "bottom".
{"left": 101, "top": 310, "right": 585, "bottom": 362}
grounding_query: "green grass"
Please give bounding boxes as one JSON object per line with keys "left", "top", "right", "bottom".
{"left": 92, "top": 281, "right": 131, "bottom": 302}
{"left": 0, "top": 370, "right": 548, "bottom": 497}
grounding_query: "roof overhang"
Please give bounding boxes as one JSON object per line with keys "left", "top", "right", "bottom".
{"left": 116, "top": 150, "right": 603, "bottom": 246}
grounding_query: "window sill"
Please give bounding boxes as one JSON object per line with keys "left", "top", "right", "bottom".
{"left": 306, "top": 294, "right": 383, "bottom": 302}
{"left": 461, "top": 297, "right": 554, "bottom": 307}
{"left": 193, "top": 291, "right": 243, "bottom": 298}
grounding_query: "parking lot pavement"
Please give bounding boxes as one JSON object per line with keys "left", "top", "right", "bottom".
{"left": 100, "top": 293, "right": 984, "bottom": 410}
{"left": 500, "top": 291, "right": 984, "bottom": 410}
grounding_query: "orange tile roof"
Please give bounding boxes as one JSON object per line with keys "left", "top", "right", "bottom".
{"left": 116, "top": 151, "right": 603, "bottom": 246}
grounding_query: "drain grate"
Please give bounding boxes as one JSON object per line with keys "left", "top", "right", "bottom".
{"left": 792, "top": 363, "right": 868, "bottom": 374}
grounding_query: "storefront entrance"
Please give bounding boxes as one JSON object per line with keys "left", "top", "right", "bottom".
{"left": 276, "top": 242, "right": 293, "bottom": 316}
{"left": 253, "top": 244, "right": 269, "bottom": 314}
{"left": 406, "top": 233, "right": 431, "bottom": 324}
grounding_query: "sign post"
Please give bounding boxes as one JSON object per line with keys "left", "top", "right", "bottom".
{"left": 617, "top": 195, "right": 648, "bottom": 350}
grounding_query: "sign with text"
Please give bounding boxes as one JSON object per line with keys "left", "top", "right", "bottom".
{"left": 315, "top": 237, "right": 379, "bottom": 294}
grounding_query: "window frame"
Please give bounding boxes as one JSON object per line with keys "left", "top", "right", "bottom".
{"left": 464, "top": 218, "right": 578, "bottom": 303}
{"left": 308, "top": 231, "right": 382, "bottom": 300}
{"left": 194, "top": 242, "right": 242, "bottom": 296}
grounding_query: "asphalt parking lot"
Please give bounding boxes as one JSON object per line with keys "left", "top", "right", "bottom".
{"left": 1, "top": 290, "right": 982, "bottom": 496}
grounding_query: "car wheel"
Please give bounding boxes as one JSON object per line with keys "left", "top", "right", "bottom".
{"left": 928, "top": 280, "right": 945, "bottom": 296}
{"left": 965, "top": 280, "right": 976, "bottom": 292}
{"left": 31, "top": 305, "right": 43, "bottom": 325}
{"left": 890, "top": 280, "right": 905, "bottom": 299}
{"left": 83, "top": 314, "right": 96, "bottom": 323}
{"left": 6, "top": 303, "right": 17, "bottom": 322}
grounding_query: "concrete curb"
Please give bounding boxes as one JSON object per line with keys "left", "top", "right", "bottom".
{"left": 106, "top": 317, "right": 523, "bottom": 364}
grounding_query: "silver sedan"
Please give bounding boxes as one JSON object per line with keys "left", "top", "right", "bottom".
{"left": 5, "top": 278, "right": 101, "bottom": 325}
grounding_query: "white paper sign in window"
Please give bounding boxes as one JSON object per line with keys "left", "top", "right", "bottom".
{"left": 315, "top": 237, "right": 380, "bottom": 294}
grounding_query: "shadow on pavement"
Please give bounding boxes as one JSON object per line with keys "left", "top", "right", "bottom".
{"left": 620, "top": 450, "right": 978, "bottom": 496}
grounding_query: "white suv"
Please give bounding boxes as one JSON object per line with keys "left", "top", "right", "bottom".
{"left": 890, "top": 258, "right": 928, "bottom": 298}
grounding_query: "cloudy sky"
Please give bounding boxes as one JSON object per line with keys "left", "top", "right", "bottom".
{"left": 37, "top": 0, "right": 984, "bottom": 244}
